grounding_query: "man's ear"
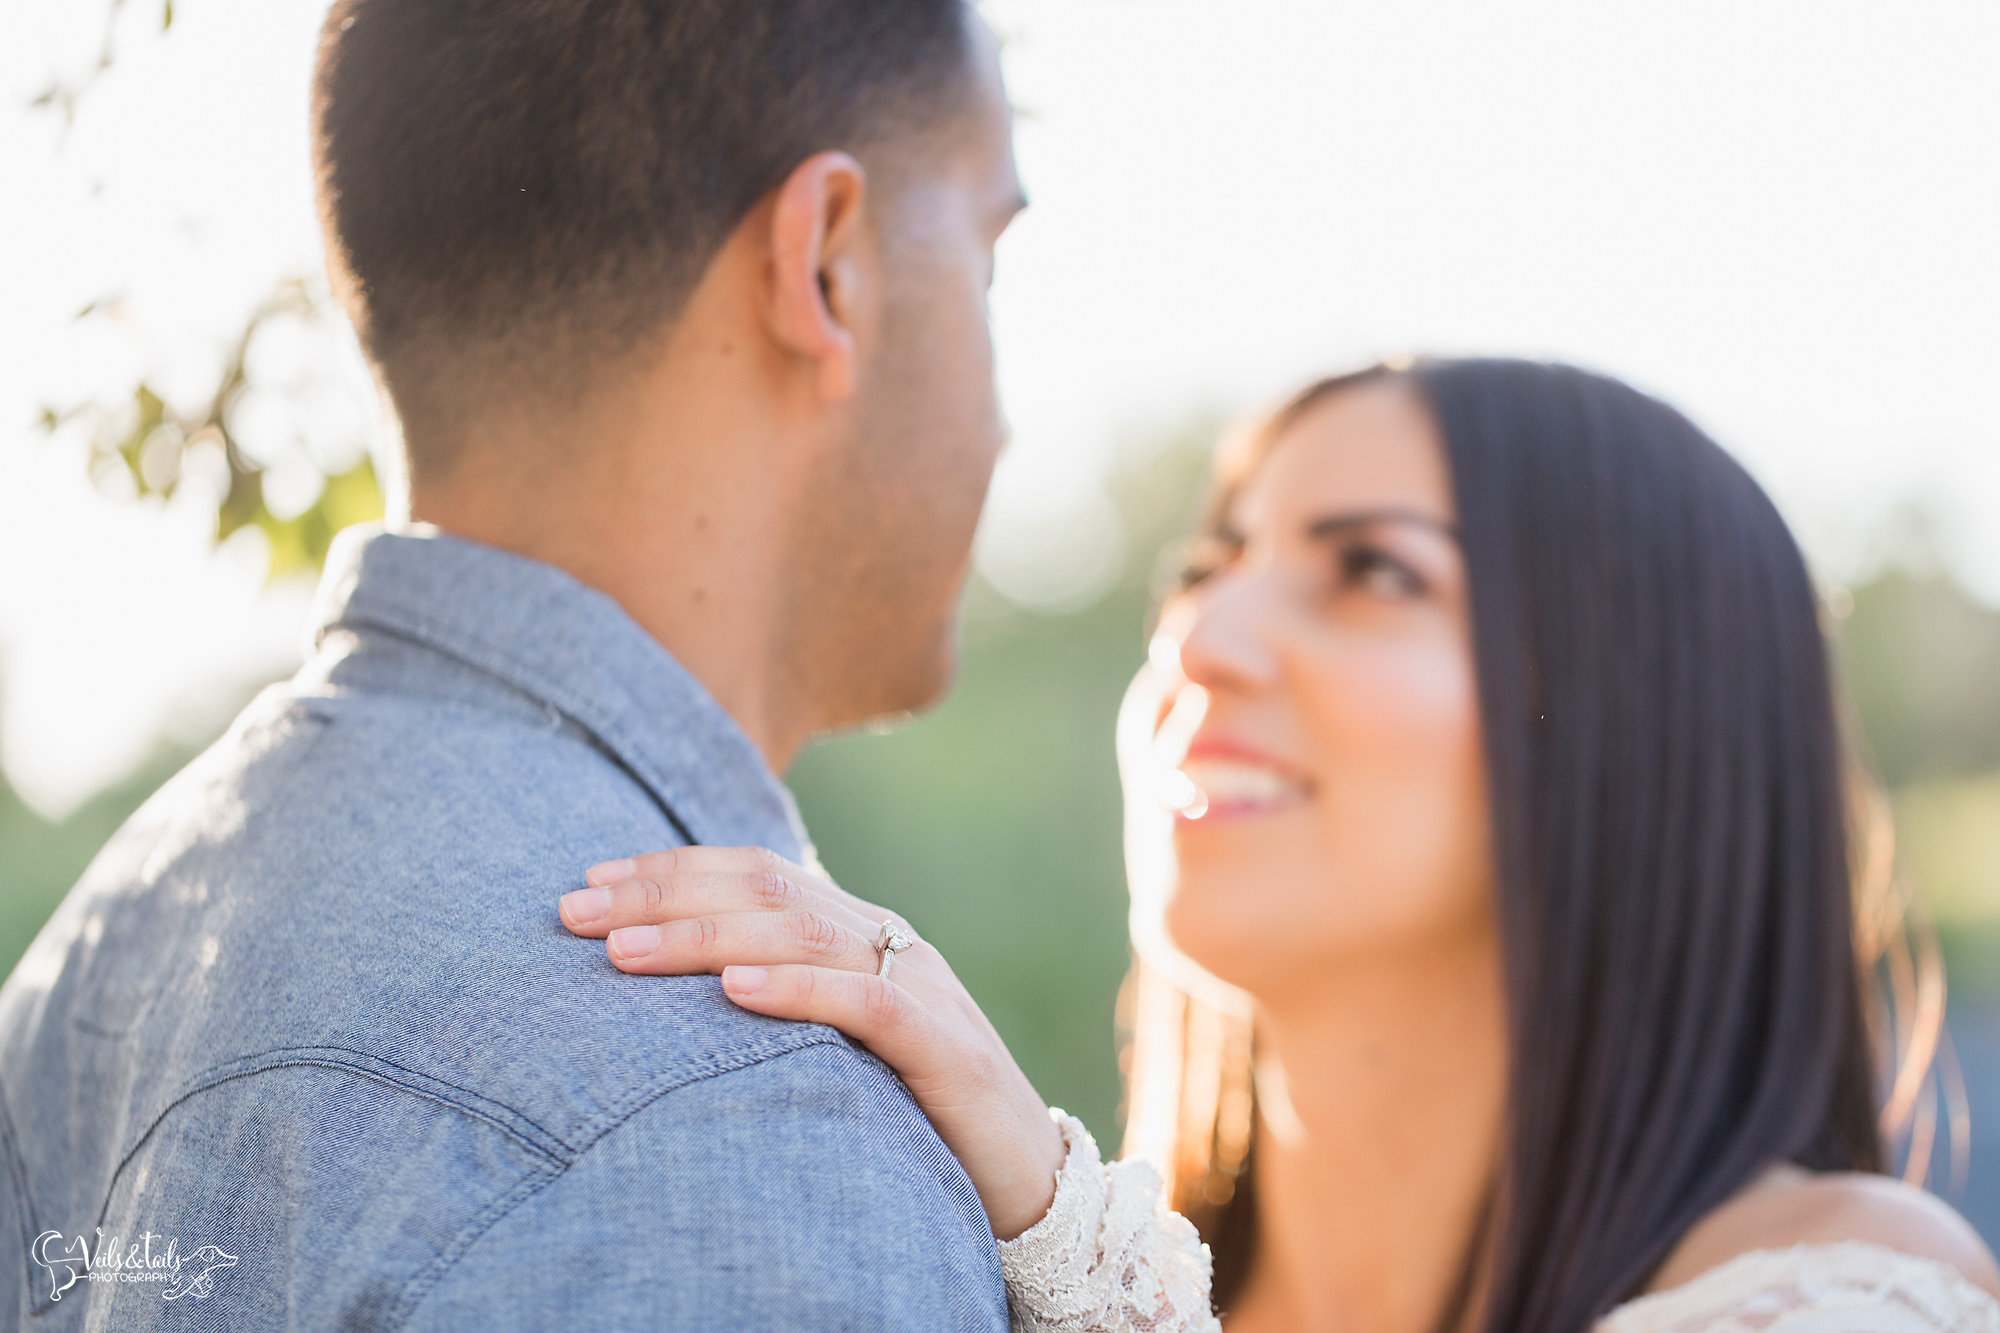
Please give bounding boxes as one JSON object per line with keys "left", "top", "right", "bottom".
{"left": 766, "top": 151, "right": 873, "bottom": 403}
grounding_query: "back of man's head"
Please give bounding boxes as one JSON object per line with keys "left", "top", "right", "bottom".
{"left": 312, "top": 0, "right": 973, "bottom": 477}
{"left": 310, "top": 0, "right": 1020, "bottom": 765}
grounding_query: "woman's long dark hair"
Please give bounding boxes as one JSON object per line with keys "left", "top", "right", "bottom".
{"left": 1424, "top": 359, "right": 1882, "bottom": 1328}
{"left": 1129, "top": 358, "right": 1885, "bottom": 1331}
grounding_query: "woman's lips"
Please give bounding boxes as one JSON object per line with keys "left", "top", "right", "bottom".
{"left": 1171, "top": 740, "right": 1312, "bottom": 823}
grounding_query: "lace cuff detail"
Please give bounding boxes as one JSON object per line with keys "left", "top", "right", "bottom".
{"left": 1598, "top": 1241, "right": 2000, "bottom": 1332}
{"left": 997, "top": 1109, "right": 1221, "bottom": 1333}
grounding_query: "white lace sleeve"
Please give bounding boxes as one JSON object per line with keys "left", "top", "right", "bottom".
{"left": 1597, "top": 1242, "right": 2000, "bottom": 1332}
{"left": 996, "top": 1110, "right": 1222, "bottom": 1333}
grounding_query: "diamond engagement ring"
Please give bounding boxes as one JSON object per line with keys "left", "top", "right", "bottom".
{"left": 875, "top": 919, "right": 917, "bottom": 980}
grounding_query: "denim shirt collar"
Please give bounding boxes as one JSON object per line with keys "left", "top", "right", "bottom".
{"left": 308, "top": 524, "right": 807, "bottom": 856}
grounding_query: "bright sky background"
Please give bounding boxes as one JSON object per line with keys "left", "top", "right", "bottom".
{"left": 2, "top": 0, "right": 1997, "bottom": 816}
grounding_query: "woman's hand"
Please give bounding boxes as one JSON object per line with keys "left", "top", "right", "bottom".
{"left": 559, "top": 846, "right": 1068, "bottom": 1241}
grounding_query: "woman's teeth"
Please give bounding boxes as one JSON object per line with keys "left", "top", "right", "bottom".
{"left": 1176, "top": 759, "right": 1307, "bottom": 811}
{"left": 1157, "top": 768, "right": 1207, "bottom": 815}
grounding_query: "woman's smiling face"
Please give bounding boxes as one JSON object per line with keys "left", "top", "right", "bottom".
{"left": 1156, "top": 378, "right": 1494, "bottom": 997}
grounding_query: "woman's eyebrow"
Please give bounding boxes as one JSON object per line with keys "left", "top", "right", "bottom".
{"left": 1305, "top": 509, "right": 1459, "bottom": 540}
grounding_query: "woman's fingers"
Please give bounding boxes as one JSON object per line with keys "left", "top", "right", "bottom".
{"left": 600, "top": 908, "right": 885, "bottom": 977}
{"left": 586, "top": 846, "right": 831, "bottom": 899}
{"left": 566, "top": 845, "right": 890, "bottom": 939}
{"left": 562, "top": 866, "right": 820, "bottom": 937}
{"left": 720, "top": 964, "right": 938, "bottom": 1074}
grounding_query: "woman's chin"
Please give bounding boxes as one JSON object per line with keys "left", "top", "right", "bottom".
{"left": 1162, "top": 892, "right": 1297, "bottom": 993}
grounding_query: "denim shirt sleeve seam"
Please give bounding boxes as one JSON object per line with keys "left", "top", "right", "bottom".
{"left": 387, "top": 1028, "right": 880, "bottom": 1329}
{"left": 100, "top": 1019, "right": 851, "bottom": 1217}
{"left": 102, "top": 1044, "right": 576, "bottom": 1213}
{"left": 86, "top": 1022, "right": 855, "bottom": 1328}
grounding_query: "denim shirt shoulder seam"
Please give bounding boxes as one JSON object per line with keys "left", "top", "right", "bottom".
{"left": 387, "top": 1025, "right": 864, "bottom": 1329}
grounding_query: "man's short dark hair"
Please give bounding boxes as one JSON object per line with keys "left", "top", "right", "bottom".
{"left": 312, "top": 0, "right": 974, "bottom": 460}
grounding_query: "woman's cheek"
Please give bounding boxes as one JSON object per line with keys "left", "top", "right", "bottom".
{"left": 1293, "top": 648, "right": 1488, "bottom": 934}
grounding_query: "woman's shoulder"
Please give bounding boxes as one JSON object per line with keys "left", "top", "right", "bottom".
{"left": 1647, "top": 1168, "right": 2000, "bottom": 1299}
{"left": 1599, "top": 1168, "right": 2000, "bottom": 1329}
{"left": 1601, "top": 1240, "right": 2000, "bottom": 1332}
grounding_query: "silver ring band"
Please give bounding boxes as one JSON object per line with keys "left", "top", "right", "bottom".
{"left": 875, "top": 919, "right": 916, "bottom": 980}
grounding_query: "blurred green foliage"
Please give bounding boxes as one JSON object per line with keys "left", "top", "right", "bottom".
{"left": 1833, "top": 572, "right": 2000, "bottom": 995}
{"left": 1840, "top": 571, "right": 2000, "bottom": 788}
{"left": 1897, "top": 776, "right": 2000, "bottom": 922}
{"left": 41, "top": 280, "right": 385, "bottom": 581}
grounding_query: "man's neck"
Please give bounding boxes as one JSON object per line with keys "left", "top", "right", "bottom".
{"left": 405, "top": 366, "right": 818, "bottom": 773}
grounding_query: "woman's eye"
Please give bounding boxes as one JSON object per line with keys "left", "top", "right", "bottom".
{"left": 1180, "top": 533, "right": 1246, "bottom": 589}
{"left": 1338, "top": 545, "right": 1425, "bottom": 598}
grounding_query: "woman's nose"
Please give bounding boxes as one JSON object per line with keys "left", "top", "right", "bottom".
{"left": 1174, "top": 576, "right": 1282, "bottom": 694}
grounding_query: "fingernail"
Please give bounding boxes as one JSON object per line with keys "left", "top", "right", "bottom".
{"left": 608, "top": 924, "right": 660, "bottom": 960}
{"left": 723, "top": 966, "right": 767, "bottom": 995}
{"left": 560, "top": 886, "right": 611, "bottom": 926}
{"left": 586, "top": 858, "right": 637, "bottom": 887}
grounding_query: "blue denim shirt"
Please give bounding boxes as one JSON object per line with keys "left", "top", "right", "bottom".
{"left": 0, "top": 527, "right": 1007, "bottom": 1330}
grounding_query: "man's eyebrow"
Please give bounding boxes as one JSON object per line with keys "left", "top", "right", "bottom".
{"left": 1305, "top": 509, "right": 1459, "bottom": 540}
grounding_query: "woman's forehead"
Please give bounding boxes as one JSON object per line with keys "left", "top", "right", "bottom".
{"left": 1234, "top": 382, "right": 1456, "bottom": 533}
